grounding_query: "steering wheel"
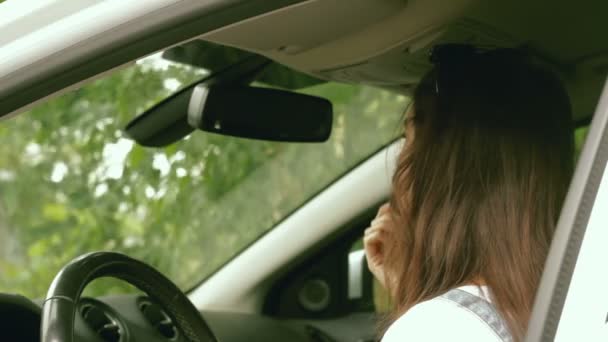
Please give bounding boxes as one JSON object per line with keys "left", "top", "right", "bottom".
{"left": 40, "top": 251, "right": 217, "bottom": 342}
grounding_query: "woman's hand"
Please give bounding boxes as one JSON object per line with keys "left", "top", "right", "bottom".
{"left": 363, "top": 203, "right": 396, "bottom": 290}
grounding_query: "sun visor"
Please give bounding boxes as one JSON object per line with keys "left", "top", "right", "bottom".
{"left": 199, "top": 0, "right": 475, "bottom": 73}
{"left": 200, "top": 0, "right": 408, "bottom": 55}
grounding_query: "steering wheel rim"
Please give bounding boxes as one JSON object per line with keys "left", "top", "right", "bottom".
{"left": 41, "top": 251, "right": 217, "bottom": 342}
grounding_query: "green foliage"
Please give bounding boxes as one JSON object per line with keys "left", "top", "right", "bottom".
{"left": 575, "top": 126, "right": 589, "bottom": 154}
{"left": 0, "top": 56, "right": 407, "bottom": 298}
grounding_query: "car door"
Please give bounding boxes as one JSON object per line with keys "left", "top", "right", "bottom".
{"left": 526, "top": 78, "right": 608, "bottom": 341}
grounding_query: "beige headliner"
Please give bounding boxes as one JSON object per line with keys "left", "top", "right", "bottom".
{"left": 199, "top": 0, "right": 608, "bottom": 122}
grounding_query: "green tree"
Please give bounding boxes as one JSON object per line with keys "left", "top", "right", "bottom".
{"left": 0, "top": 54, "right": 406, "bottom": 298}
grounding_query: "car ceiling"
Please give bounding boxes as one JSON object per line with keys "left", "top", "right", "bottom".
{"left": 1, "top": 0, "right": 605, "bottom": 124}
{"left": 198, "top": 0, "right": 608, "bottom": 123}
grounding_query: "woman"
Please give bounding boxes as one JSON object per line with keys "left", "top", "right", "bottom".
{"left": 364, "top": 45, "right": 574, "bottom": 342}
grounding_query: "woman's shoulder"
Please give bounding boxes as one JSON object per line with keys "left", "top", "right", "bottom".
{"left": 382, "top": 288, "right": 504, "bottom": 342}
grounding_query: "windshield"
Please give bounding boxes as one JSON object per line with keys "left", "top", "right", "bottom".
{"left": 0, "top": 54, "right": 407, "bottom": 298}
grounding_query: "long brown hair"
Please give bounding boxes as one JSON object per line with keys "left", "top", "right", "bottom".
{"left": 385, "top": 49, "right": 574, "bottom": 340}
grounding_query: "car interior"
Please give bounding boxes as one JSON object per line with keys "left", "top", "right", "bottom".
{"left": 1, "top": 0, "right": 607, "bottom": 341}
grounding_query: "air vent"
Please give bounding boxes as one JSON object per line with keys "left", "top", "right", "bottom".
{"left": 79, "top": 300, "right": 123, "bottom": 342}
{"left": 138, "top": 298, "right": 179, "bottom": 340}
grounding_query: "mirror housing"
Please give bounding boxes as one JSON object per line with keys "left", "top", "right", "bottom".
{"left": 125, "top": 84, "right": 333, "bottom": 147}
{"left": 187, "top": 84, "right": 332, "bottom": 142}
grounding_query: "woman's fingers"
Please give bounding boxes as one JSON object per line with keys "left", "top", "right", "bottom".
{"left": 364, "top": 227, "right": 390, "bottom": 244}
{"left": 366, "top": 219, "right": 394, "bottom": 237}
{"left": 364, "top": 230, "right": 387, "bottom": 262}
{"left": 378, "top": 202, "right": 391, "bottom": 215}
{"left": 363, "top": 203, "right": 396, "bottom": 289}
{"left": 363, "top": 230, "right": 381, "bottom": 245}
{"left": 370, "top": 216, "right": 393, "bottom": 228}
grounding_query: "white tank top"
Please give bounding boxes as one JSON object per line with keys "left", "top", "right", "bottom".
{"left": 382, "top": 285, "right": 513, "bottom": 342}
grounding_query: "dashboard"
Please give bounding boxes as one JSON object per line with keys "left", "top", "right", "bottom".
{"left": 0, "top": 293, "right": 375, "bottom": 341}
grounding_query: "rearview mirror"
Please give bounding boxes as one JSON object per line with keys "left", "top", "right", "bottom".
{"left": 125, "top": 84, "right": 333, "bottom": 147}
{"left": 188, "top": 84, "right": 332, "bottom": 142}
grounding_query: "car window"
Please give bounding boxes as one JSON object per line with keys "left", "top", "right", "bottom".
{"left": 0, "top": 54, "right": 408, "bottom": 298}
{"left": 575, "top": 125, "right": 589, "bottom": 157}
